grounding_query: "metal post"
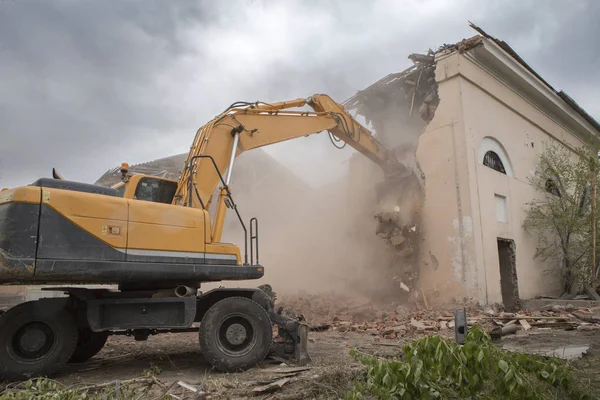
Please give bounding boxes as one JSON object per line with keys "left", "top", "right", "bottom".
{"left": 225, "top": 134, "right": 240, "bottom": 185}
{"left": 453, "top": 308, "right": 468, "bottom": 344}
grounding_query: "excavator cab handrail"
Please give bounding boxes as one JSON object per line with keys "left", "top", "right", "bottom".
{"left": 250, "top": 217, "right": 259, "bottom": 265}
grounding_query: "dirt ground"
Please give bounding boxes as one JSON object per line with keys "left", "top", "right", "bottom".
{"left": 58, "top": 329, "right": 397, "bottom": 399}
{"left": 54, "top": 316, "right": 600, "bottom": 399}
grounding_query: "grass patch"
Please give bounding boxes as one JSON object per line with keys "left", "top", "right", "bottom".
{"left": 0, "top": 366, "right": 165, "bottom": 399}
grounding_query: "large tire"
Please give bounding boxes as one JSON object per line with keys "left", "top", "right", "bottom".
{"left": 199, "top": 297, "right": 272, "bottom": 372}
{"left": 0, "top": 300, "right": 78, "bottom": 381}
{"left": 68, "top": 329, "right": 109, "bottom": 363}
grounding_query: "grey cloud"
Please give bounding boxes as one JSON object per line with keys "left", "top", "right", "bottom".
{"left": 0, "top": 1, "right": 210, "bottom": 186}
{"left": 0, "top": 0, "right": 598, "bottom": 189}
{"left": 466, "top": 0, "right": 600, "bottom": 116}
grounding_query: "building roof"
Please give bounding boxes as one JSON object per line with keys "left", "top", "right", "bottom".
{"left": 95, "top": 153, "right": 187, "bottom": 187}
{"left": 343, "top": 23, "right": 600, "bottom": 136}
{"left": 466, "top": 22, "right": 600, "bottom": 133}
{"left": 94, "top": 148, "right": 312, "bottom": 199}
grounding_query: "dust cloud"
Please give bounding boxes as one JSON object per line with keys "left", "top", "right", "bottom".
{"left": 211, "top": 61, "right": 440, "bottom": 302}
{"left": 216, "top": 140, "right": 423, "bottom": 303}
{"left": 213, "top": 149, "right": 385, "bottom": 298}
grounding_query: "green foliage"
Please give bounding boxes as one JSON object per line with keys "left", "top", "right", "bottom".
{"left": 345, "top": 326, "right": 592, "bottom": 400}
{"left": 523, "top": 141, "right": 600, "bottom": 292}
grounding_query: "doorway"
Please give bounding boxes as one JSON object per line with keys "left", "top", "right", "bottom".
{"left": 497, "top": 239, "right": 520, "bottom": 311}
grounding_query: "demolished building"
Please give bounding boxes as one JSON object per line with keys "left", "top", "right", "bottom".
{"left": 343, "top": 24, "right": 600, "bottom": 309}
{"left": 4, "top": 23, "right": 599, "bottom": 311}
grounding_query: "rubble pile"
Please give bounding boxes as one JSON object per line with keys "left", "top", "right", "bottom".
{"left": 279, "top": 292, "right": 487, "bottom": 340}
{"left": 486, "top": 305, "right": 600, "bottom": 333}
{"left": 342, "top": 51, "right": 438, "bottom": 299}
{"left": 279, "top": 293, "right": 600, "bottom": 342}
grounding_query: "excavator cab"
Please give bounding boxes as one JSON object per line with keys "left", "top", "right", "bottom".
{"left": 111, "top": 174, "right": 178, "bottom": 203}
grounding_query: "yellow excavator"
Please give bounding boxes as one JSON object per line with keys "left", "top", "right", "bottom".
{"left": 0, "top": 94, "right": 408, "bottom": 380}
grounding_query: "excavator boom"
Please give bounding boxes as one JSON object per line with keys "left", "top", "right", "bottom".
{"left": 175, "top": 94, "right": 398, "bottom": 243}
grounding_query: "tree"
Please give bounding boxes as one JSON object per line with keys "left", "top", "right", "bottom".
{"left": 523, "top": 141, "right": 599, "bottom": 294}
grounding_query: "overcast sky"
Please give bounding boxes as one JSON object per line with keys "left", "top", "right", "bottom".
{"left": 1, "top": 0, "right": 598, "bottom": 189}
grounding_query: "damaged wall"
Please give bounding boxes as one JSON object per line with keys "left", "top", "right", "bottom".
{"left": 343, "top": 56, "right": 437, "bottom": 301}
{"left": 347, "top": 32, "right": 600, "bottom": 307}
{"left": 414, "top": 45, "right": 596, "bottom": 305}
{"left": 413, "top": 51, "right": 477, "bottom": 303}
{"left": 457, "top": 53, "right": 591, "bottom": 303}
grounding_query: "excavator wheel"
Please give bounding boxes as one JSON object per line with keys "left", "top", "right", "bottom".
{"left": 199, "top": 296, "right": 272, "bottom": 372}
{"left": 0, "top": 299, "right": 78, "bottom": 381}
{"left": 69, "top": 328, "right": 109, "bottom": 363}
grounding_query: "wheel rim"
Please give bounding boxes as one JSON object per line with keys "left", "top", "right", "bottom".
{"left": 12, "top": 322, "right": 56, "bottom": 360}
{"left": 216, "top": 314, "right": 257, "bottom": 357}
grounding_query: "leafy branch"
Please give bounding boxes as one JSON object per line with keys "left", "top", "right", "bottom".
{"left": 523, "top": 141, "right": 600, "bottom": 293}
{"left": 346, "top": 326, "right": 592, "bottom": 399}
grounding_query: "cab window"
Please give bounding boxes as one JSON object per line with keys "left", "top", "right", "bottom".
{"left": 115, "top": 184, "right": 126, "bottom": 197}
{"left": 134, "top": 178, "right": 177, "bottom": 204}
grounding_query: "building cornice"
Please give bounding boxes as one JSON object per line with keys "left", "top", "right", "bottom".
{"left": 463, "top": 38, "right": 599, "bottom": 145}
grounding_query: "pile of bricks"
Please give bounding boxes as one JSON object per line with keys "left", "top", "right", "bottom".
{"left": 279, "top": 292, "right": 487, "bottom": 340}
{"left": 280, "top": 293, "right": 600, "bottom": 341}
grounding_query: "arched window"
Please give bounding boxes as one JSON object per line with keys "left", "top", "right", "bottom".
{"left": 483, "top": 151, "right": 506, "bottom": 174}
{"left": 478, "top": 137, "right": 514, "bottom": 177}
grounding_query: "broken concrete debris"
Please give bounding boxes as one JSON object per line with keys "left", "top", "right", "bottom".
{"left": 250, "top": 366, "right": 313, "bottom": 394}
{"left": 519, "top": 319, "right": 532, "bottom": 331}
{"left": 410, "top": 318, "right": 435, "bottom": 331}
{"left": 252, "top": 377, "right": 292, "bottom": 394}
{"left": 491, "top": 324, "right": 518, "bottom": 339}
{"left": 342, "top": 46, "right": 438, "bottom": 300}
{"left": 281, "top": 294, "right": 600, "bottom": 344}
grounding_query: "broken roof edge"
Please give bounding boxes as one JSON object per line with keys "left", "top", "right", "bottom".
{"left": 343, "top": 22, "right": 600, "bottom": 140}
{"left": 342, "top": 64, "right": 420, "bottom": 111}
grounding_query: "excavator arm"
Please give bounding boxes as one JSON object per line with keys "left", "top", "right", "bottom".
{"left": 174, "top": 94, "right": 398, "bottom": 242}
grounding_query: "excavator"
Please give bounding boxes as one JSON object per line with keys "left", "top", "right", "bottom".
{"left": 0, "top": 94, "right": 410, "bottom": 381}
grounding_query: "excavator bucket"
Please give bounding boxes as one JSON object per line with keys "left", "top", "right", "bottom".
{"left": 376, "top": 163, "right": 422, "bottom": 210}
{"left": 373, "top": 163, "right": 424, "bottom": 296}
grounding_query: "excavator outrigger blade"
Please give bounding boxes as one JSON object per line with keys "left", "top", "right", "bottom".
{"left": 257, "top": 285, "right": 312, "bottom": 366}
{"left": 271, "top": 311, "right": 311, "bottom": 366}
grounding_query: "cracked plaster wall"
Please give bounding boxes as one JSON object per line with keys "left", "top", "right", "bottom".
{"left": 417, "top": 50, "right": 588, "bottom": 305}
{"left": 415, "top": 52, "right": 477, "bottom": 303}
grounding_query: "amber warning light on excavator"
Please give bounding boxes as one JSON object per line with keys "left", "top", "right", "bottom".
{"left": 120, "top": 162, "right": 129, "bottom": 182}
